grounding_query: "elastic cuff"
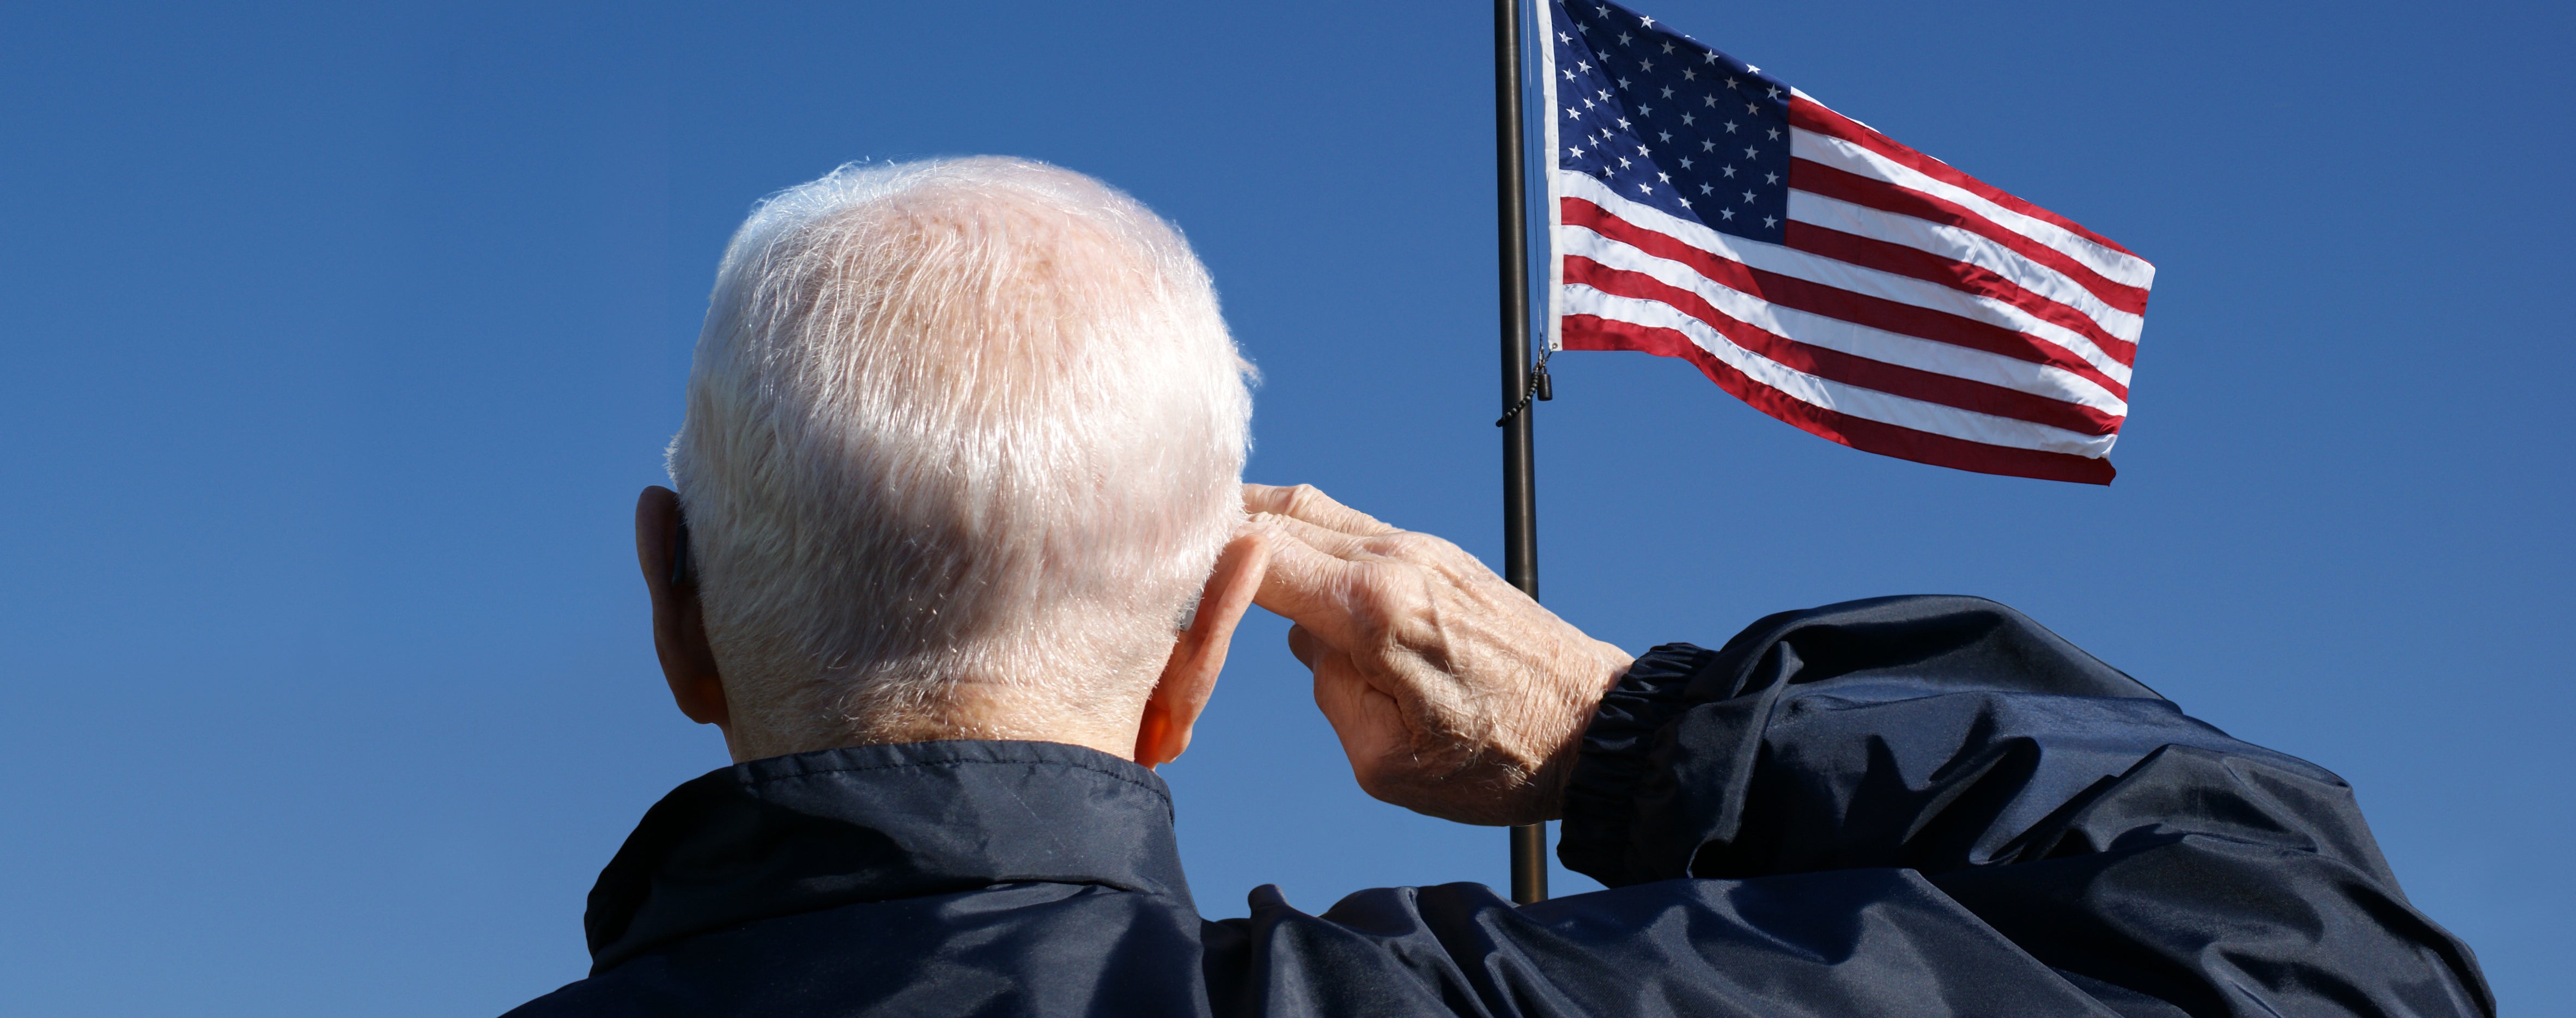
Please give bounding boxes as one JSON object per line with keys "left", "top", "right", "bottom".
{"left": 1557, "top": 643, "right": 1716, "bottom": 886}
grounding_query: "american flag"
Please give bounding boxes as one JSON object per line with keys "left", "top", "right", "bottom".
{"left": 1540, "top": 0, "right": 2153, "bottom": 483}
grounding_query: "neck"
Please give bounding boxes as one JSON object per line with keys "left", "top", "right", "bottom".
{"left": 727, "top": 684, "right": 1146, "bottom": 765}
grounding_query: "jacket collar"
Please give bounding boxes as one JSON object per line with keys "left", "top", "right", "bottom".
{"left": 583, "top": 739, "right": 1190, "bottom": 973}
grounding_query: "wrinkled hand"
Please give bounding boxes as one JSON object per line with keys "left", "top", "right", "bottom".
{"left": 1244, "top": 483, "right": 1635, "bottom": 826}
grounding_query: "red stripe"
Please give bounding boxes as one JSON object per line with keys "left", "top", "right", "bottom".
{"left": 1783, "top": 219, "right": 2139, "bottom": 367}
{"left": 1564, "top": 197, "right": 2130, "bottom": 399}
{"left": 1562, "top": 314, "right": 2116, "bottom": 485}
{"left": 1788, "top": 96, "right": 2140, "bottom": 260}
{"left": 1567, "top": 256, "right": 2121, "bottom": 436}
{"left": 1791, "top": 159, "right": 2150, "bottom": 323}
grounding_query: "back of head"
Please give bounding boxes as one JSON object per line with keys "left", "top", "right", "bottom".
{"left": 670, "top": 157, "right": 1253, "bottom": 759}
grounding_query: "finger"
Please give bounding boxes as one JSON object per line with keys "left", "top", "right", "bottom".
{"left": 1242, "top": 483, "right": 1400, "bottom": 537}
{"left": 1253, "top": 511, "right": 1383, "bottom": 562}
{"left": 1266, "top": 513, "right": 1473, "bottom": 580}
{"left": 1247, "top": 521, "right": 1377, "bottom": 649}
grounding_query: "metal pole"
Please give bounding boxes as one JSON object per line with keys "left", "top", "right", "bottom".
{"left": 1494, "top": 0, "right": 1547, "bottom": 907}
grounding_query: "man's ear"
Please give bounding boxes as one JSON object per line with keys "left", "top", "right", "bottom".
{"left": 637, "top": 486, "right": 733, "bottom": 741}
{"left": 1135, "top": 531, "right": 1270, "bottom": 768}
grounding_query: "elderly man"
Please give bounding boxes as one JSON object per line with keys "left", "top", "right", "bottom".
{"left": 505, "top": 158, "right": 2489, "bottom": 1016}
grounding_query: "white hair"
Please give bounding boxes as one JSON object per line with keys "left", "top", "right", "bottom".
{"left": 668, "top": 157, "right": 1253, "bottom": 757}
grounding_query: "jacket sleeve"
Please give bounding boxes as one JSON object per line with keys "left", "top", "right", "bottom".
{"left": 1556, "top": 594, "right": 2493, "bottom": 1017}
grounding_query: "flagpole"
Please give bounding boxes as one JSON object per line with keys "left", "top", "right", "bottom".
{"left": 1494, "top": 0, "right": 1548, "bottom": 906}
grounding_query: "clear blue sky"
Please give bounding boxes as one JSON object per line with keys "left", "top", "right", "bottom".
{"left": 3, "top": 1, "right": 2567, "bottom": 1013}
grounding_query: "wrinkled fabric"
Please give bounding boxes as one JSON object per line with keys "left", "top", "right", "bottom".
{"left": 506, "top": 595, "right": 2492, "bottom": 1017}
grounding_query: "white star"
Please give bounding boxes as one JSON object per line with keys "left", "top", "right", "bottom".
{"left": 1702, "top": 94, "right": 1717, "bottom": 107}
{"left": 1741, "top": 190, "right": 1757, "bottom": 203}
{"left": 1617, "top": 117, "right": 1632, "bottom": 129}
{"left": 1600, "top": 166, "right": 1613, "bottom": 178}
{"left": 1657, "top": 130, "right": 1672, "bottom": 142}
{"left": 1747, "top": 64, "right": 1760, "bottom": 72}
{"left": 1640, "top": 15, "right": 1655, "bottom": 27}
{"left": 1597, "top": 88, "right": 1611, "bottom": 100}
{"left": 1656, "top": 171, "right": 1670, "bottom": 182}
{"left": 1639, "top": 58, "right": 1654, "bottom": 72}
{"left": 1660, "top": 40, "right": 1675, "bottom": 53}
{"left": 1722, "top": 120, "right": 1738, "bottom": 133}
{"left": 1660, "top": 86, "right": 1674, "bottom": 98}
{"left": 1577, "top": 62, "right": 1591, "bottom": 74}
{"left": 1743, "top": 145, "right": 1759, "bottom": 158}
{"left": 1594, "top": 4, "right": 1609, "bottom": 15}
{"left": 1682, "top": 69, "right": 1697, "bottom": 81}
{"left": 1720, "top": 208, "right": 1735, "bottom": 220}
{"left": 1763, "top": 215, "right": 1778, "bottom": 228}
{"left": 1678, "top": 197, "right": 1691, "bottom": 209}
{"left": 1766, "top": 86, "right": 1782, "bottom": 99}
{"left": 1559, "top": 31, "right": 1571, "bottom": 44}
{"left": 1617, "top": 32, "right": 1632, "bottom": 45}
{"left": 1681, "top": 113, "right": 1695, "bottom": 125}
{"left": 1562, "top": 69, "right": 1575, "bottom": 81}
{"left": 1582, "top": 97, "right": 1594, "bottom": 109}
{"left": 1575, "top": 21, "right": 1589, "bottom": 33}
{"left": 1639, "top": 182, "right": 1653, "bottom": 194}
{"left": 1720, "top": 164, "right": 1736, "bottom": 178}
{"left": 1724, "top": 76, "right": 1739, "bottom": 89}
{"left": 1699, "top": 182, "right": 1713, "bottom": 194}
{"left": 1635, "top": 144, "right": 1649, "bottom": 155}
{"left": 1703, "top": 51, "right": 1719, "bottom": 63}
{"left": 1568, "top": 147, "right": 1584, "bottom": 158}
{"left": 1617, "top": 77, "right": 1631, "bottom": 90}
{"left": 1618, "top": 156, "right": 1632, "bottom": 168}
{"left": 1699, "top": 139, "right": 1716, "bottom": 151}
{"left": 1638, "top": 105, "right": 1653, "bottom": 117}
{"left": 1766, "top": 127, "right": 1782, "bottom": 141}
{"left": 1746, "top": 102, "right": 1759, "bottom": 114}
{"left": 1565, "top": 106, "right": 1582, "bottom": 119}
{"left": 1764, "top": 171, "right": 1779, "bottom": 185}
{"left": 1679, "top": 157, "right": 1693, "bottom": 169}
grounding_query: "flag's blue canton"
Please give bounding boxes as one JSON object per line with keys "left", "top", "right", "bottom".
{"left": 1553, "top": 0, "right": 1791, "bottom": 242}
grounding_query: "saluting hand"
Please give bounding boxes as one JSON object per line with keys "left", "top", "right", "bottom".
{"left": 1243, "top": 483, "right": 1635, "bottom": 827}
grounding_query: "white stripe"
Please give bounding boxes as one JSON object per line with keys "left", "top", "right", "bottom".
{"left": 1535, "top": 0, "right": 1563, "bottom": 352}
{"left": 1565, "top": 285, "right": 2117, "bottom": 457}
{"left": 1560, "top": 171, "right": 2133, "bottom": 386}
{"left": 1788, "top": 188, "right": 2144, "bottom": 343}
{"left": 1560, "top": 225, "right": 2127, "bottom": 418}
{"left": 1789, "top": 128, "right": 2155, "bottom": 290}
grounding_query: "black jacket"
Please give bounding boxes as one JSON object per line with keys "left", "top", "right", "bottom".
{"left": 506, "top": 596, "right": 2492, "bottom": 1016}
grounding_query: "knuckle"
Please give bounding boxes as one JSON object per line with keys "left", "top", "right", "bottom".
{"left": 1370, "top": 532, "right": 1443, "bottom": 562}
{"left": 1423, "top": 535, "right": 1474, "bottom": 565}
{"left": 1345, "top": 601, "right": 1398, "bottom": 650}
{"left": 1345, "top": 578, "right": 1408, "bottom": 633}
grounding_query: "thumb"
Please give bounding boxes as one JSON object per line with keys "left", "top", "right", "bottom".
{"left": 1309, "top": 647, "right": 1408, "bottom": 789}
